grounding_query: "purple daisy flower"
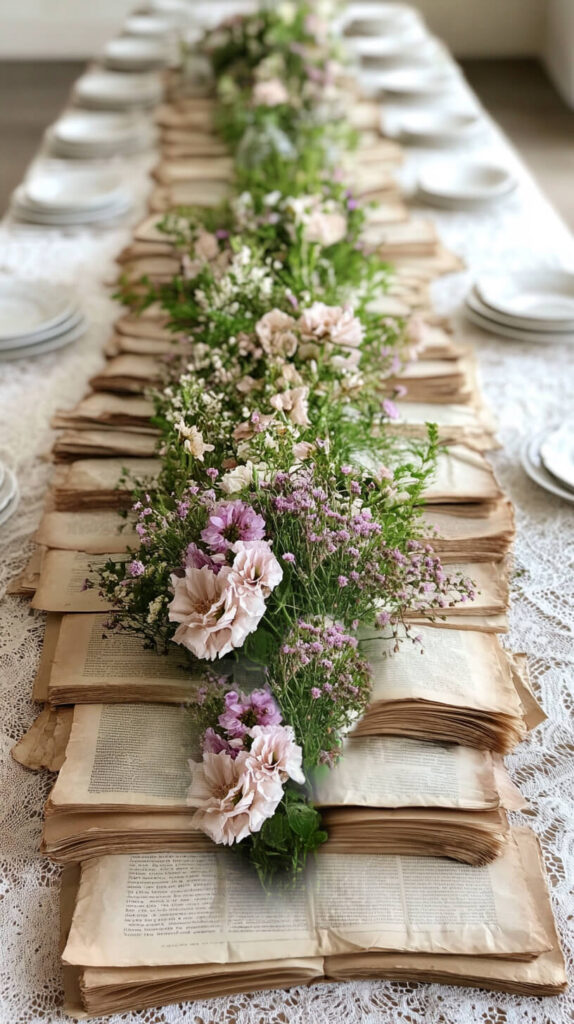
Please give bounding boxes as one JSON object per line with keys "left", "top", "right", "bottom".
{"left": 201, "top": 500, "right": 266, "bottom": 553}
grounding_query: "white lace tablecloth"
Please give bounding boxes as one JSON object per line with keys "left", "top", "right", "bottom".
{"left": 1, "top": 56, "right": 574, "bottom": 1024}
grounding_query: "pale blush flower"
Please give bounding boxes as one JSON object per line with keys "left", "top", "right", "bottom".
{"left": 220, "top": 462, "right": 255, "bottom": 494}
{"left": 195, "top": 229, "right": 219, "bottom": 262}
{"left": 298, "top": 302, "right": 364, "bottom": 349}
{"left": 246, "top": 724, "right": 305, "bottom": 785}
{"left": 269, "top": 386, "right": 310, "bottom": 426}
{"left": 278, "top": 362, "right": 304, "bottom": 386}
{"left": 304, "top": 210, "right": 347, "bottom": 247}
{"left": 175, "top": 421, "right": 215, "bottom": 461}
{"left": 252, "top": 78, "right": 290, "bottom": 107}
{"left": 233, "top": 412, "right": 275, "bottom": 442}
{"left": 235, "top": 375, "right": 262, "bottom": 394}
{"left": 255, "top": 309, "right": 298, "bottom": 358}
{"left": 188, "top": 750, "right": 284, "bottom": 844}
{"left": 293, "top": 440, "right": 315, "bottom": 460}
{"left": 168, "top": 566, "right": 265, "bottom": 660}
{"left": 230, "top": 539, "right": 283, "bottom": 597}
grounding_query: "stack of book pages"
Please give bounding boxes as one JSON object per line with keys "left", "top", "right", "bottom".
{"left": 39, "top": 701, "right": 523, "bottom": 865}
{"left": 60, "top": 830, "right": 566, "bottom": 1017}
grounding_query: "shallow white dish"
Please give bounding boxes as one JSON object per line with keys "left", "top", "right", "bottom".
{"left": 104, "top": 36, "right": 169, "bottom": 70}
{"left": 0, "top": 485, "right": 20, "bottom": 528}
{"left": 521, "top": 431, "right": 574, "bottom": 503}
{"left": 52, "top": 110, "right": 149, "bottom": 145}
{"left": 539, "top": 424, "right": 574, "bottom": 491}
{"left": 477, "top": 269, "right": 574, "bottom": 324}
{"left": 73, "top": 70, "right": 163, "bottom": 109}
{"left": 124, "top": 14, "right": 173, "bottom": 37}
{"left": 363, "top": 64, "right": 460, "bottom": 97}
{"left": 466, "top": 286, "right": 574, "bottom": 333}
{"left": 343, "top": 3, "right": 422, "bottom": 36}
{"left": 0, "top": 279, "right": 75, "bottom": 341}
{"left": 0, "top": 466, "right": 18, "bottom": 513}
{"left": 465, "top": 302, "right": 574, "bottom": 344}
{"left": 12, "top": 189, "right": 132, "bottom": 226}
{"left": 0, "top": 318, "right": 86, "bottom": 361}
{"left": 0, "top": 307, "right": 83, "bottom": 349}
{"left": 349, "top": 24, "right": 426, "bottom": 58}
{"left": 392, "top": 108, "right": 484, "bottom": 145}
{"left": 24, "top": 168, "right": 125, "bottom": 211}
{"left": 418, "top": 160, "right": 516, "bottom": 204}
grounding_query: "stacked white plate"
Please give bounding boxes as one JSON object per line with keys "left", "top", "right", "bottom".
{"left": 347, "top": 23, "right": 428, "bottom": 63}
{"left": 103, "top": 36, "right": 170, "bottom": 72}
{"left": 466, "top": 269, "right": 574, "bottom": 343}
{"left": 342, "top": 2, "right": 424, "bottom": 37}
{"left": 0, "top": 279, "right": 85, "bottom": 360}
{"left": 386, "top": 107, "right": 485, "bottom": 146}
{"left": 124, "top": 14, "right": 174, "bottom": 38}
{"left": 12, "top": 165, "right": 133, "bottom": 227}
{"left": 0, "top": 462, "right": 19, "bottom": 528}
{"left": 46, "top": 110, "right": 156, "bottom": 159}
{"left": 418, "top": 159, "right": 517, "bottom": 209}
{"left": 360, "top": 63, "right": 461, "bottom": 99}
{"left": 73, "top": 69, "right": 164, "bottom": 110}
{"left": 522, "top": 425, "right": 574, "bottom": 503}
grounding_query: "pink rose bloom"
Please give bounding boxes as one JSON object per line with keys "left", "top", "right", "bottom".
{"left": 298, "top": 302, "right": 364, "bottom": 349}
{"left": 168, "top": 566, "right": 265, "bottom": 660}
{"left": 246, "top": 724, "right": 305, "bottom": 786}
{"left": 252, "top": 78, "right": 289, "bottom": 107}
{"left": 188, "top": 750, "right": 284, "bottom": 844}
{"left": 304, "top": 210, "right": 347, "bottom": 247}
{"left": 230, "top": 540, "right": 283, "bottom": 597}
{"left": 255, "top": 309, "right": 298, "bottom": 358}
{"left": 269, "top": 386, "right": 310, "bottom": 426}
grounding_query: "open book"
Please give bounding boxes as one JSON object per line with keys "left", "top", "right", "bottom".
{"left": 40, "top": 702, "right": 522, "bottom": 865}
{"left": 62, "top": 830, "right": 551, "bottom": 970}
{"left": 60, "top": 821, "right": 563, "bottom": 1014}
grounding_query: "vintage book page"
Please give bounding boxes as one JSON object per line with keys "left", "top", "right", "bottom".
{"left": 48, "top": 616, "right": 198, "bottom": 704}
{"left": 32, "top": 552, "right": 115, "bottom": 613}
{"left": 62, "top": 833, "right": 550, "bottom": 968}
{"left": 34, "top": 511, "right": 138, "bottom": 553}
{"left": 325, "top": 829, "right": 567, "bottom": 995}
{"left": 360, "top": 627, "right": 522, "bottom": 715}
{"left": 49, "top": 703, "right": 506, "bottom": 813}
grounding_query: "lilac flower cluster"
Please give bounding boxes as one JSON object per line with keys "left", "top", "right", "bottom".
{"left": 271, "top": 618, "right": 372, "bottom": 766}
{"left": 202, "top": 687, "right": 283, "bottom": 758}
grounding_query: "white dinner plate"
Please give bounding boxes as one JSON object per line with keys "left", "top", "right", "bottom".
{"left": 0, "top": 279, "right": 75, "bottom": 341}
{"left": 104, "top": 36, "right": 169, "bottom": 70}
{"left": 52, "top": 110, "right": 150, "bottom": 145}
{"left": 418, "top": 160, "right": 516, "bottom": 204}
{"left": 349, "top": 24, "right": 426, "bottom": 59}
{"left": 466, "top": 286, "right": 574, "bottom": 333}
{"left": 73, "top": 70, "right": 163, "bottom": 109}
{"left": 521, "top": 431, "right": 574, "bottom": 503}
{"left": 124, "top": 14, "right": 173, "bottom": 37}
{"left": 390, "top": 108, "right": 484, "bottom": 146}
{"left": 539, "top": 424, "right": 574, "bottom": 491}
{"left": 0, "top": 466, "right": 18, "bottom": 513}
{"left": 362, "top": 64, "right": 460, "bottom": 97}
{"left": 0, "top": 318, "right": 86, "bottom": 361}
{"left": 0, "top": 308, "right": 83, "bottom": 349}
{"left": 0, "top": 486, "right": 20, "bottom": 528}
{"left": 465, "top": 302, "right": 574, "bottom": 344}
{"left": 0, "top": 463, "right": 5, "bottom": 490}
{"left": 477, "top": 269, "right": 574, "bottom": 324}
{"left": 343, "top": 3, "right": 422, "bottom": 36}
{"left": 23, "top": 168, "right": 125, "bottom": 211}
{"left": 12, "top": 190, "right": 132, "bottom": 226}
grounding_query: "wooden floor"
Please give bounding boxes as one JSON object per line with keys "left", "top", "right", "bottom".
{"left": 0, "top": 58, "right": 573, "bottom": 229}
